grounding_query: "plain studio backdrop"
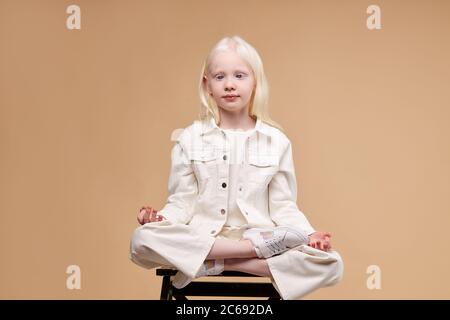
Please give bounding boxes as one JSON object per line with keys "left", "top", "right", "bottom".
{"left": 1, "top": 0, "right": 449, "bottom": 299}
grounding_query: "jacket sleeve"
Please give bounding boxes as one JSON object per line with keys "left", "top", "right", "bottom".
{"left": 157, "top": 139, "right": 198, "bottom": 225}
{"left": 268, "top": 141, "right": 316, "bottom": 235}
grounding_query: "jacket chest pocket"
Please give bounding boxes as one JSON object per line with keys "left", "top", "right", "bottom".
{"left": 247, "top": 153, "right": 279, "bottom": 187}
{"left": 189, "top": 148, "right": 218, "bottom": 183}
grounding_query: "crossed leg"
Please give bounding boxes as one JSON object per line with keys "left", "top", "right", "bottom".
{"left": 205, "top": 238, "right": 271, "bottom": 277}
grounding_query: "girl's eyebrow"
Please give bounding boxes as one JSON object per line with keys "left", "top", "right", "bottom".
{"left": 212, "top": 69, "right": 249, "bottom": 74}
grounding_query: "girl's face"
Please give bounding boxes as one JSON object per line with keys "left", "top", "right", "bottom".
{"left": 204, "top": 50, "right": 256, "bottom": 115}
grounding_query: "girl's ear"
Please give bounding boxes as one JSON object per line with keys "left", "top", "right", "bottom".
{"left": 203, "top": 75, "right": 211, "bottom": 92}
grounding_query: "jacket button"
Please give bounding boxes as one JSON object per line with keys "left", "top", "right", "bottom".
{"left": 239, "top": 187, "right": 242, "bottom": 191}
{"left": 223, "top": 155, "right": 227, "bottom": 160}
{"left": 220, "top": 209, "right": 226, "bottom": 215}
{"left": 210, "top": 230, "right": 215, "bottom": 234}
{"left": 245, "top": 211, "right": 249, "bottom": 215}
{"left": 222, "top": 182, "right": 227, "bottom": 188}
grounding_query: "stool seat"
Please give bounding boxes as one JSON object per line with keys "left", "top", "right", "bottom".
{"left": 155, "top": 268, "right": 281, "bottom": 300}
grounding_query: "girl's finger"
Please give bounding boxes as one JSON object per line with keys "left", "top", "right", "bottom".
{"left": 148, "top": 207, "right": 156, "bottom": 220}
{"left": 150, "top": 211, "right": 157, "bottom": 221}
{"left": 319, "top": 241, "right": 325, "bottom": 251}
{"left": 137, "top": 209, "right": 146, "bottom": 224}
{"left": 143, "top": 210, "right": 150, "bottom": 223}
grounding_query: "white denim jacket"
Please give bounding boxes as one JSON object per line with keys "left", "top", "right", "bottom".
{"left": 158, "top": 117, "right": 316, "bottom": 237}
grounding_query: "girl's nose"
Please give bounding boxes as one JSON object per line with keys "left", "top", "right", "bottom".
{"left": 224, "top": 77, "right": 235, "bottom": 90}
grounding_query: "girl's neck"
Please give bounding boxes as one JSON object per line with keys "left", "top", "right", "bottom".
{"left": 218, "top": 109, "right": 256, "bottom": 131}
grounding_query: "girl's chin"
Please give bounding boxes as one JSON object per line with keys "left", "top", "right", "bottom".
{"left": 218, "top": 101, "right": 249, "bottom": 108}
{"left": 218, "top": 105, "right": 247, "bottom": 113}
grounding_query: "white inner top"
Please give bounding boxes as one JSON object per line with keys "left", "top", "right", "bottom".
{"left": 221, "top": 128, "right": 256, "bottom": 227}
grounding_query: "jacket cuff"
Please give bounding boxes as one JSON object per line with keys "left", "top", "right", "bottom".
{"left": 158, "top": 205, "right": 189, "bottom": 225}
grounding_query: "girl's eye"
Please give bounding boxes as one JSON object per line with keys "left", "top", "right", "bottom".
{"left": 214, "top": 73, "right": 246, "bottom": 80}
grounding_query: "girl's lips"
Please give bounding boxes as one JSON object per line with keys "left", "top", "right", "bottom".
{"left": 223, "top": 95, "right": 239, "bottom": 100}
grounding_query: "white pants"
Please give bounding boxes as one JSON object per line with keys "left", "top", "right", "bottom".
{"left": 129, "top": 220, "right": 344, "bottom": 300}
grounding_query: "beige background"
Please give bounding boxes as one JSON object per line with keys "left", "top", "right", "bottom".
{"left": 1, "top": 0, "right": 449, "bottom": 299}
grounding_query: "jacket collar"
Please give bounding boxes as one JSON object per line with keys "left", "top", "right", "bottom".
{"left": 200, "top": 116, "right": 272, "bottom": 137}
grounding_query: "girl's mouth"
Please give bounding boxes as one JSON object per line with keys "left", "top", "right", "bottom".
{"left": 223, "top": 95, "right": 239, "bottom": 101}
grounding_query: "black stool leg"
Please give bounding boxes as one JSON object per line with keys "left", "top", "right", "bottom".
{"left": 160, "top": 275, "right": 173, "bottom": 300}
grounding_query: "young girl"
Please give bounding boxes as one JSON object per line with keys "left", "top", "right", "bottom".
{"left": 129, "top": 36, "right": 343, "bottom": 300}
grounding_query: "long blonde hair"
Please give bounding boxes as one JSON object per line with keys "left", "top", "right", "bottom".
{"left": 198, "top": 35, "right": 283, "bottom": 132}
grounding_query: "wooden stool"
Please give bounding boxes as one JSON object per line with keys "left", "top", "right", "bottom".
{"left": 156, "top": 268, "right": 281, "bottom": 300}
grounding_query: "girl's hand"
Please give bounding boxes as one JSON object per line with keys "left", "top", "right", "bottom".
{"left": 308, "top": 231, "right": 332, "bottom": 251}
{"left": 137, "top": 206, "right": 165, "bottom": 225}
